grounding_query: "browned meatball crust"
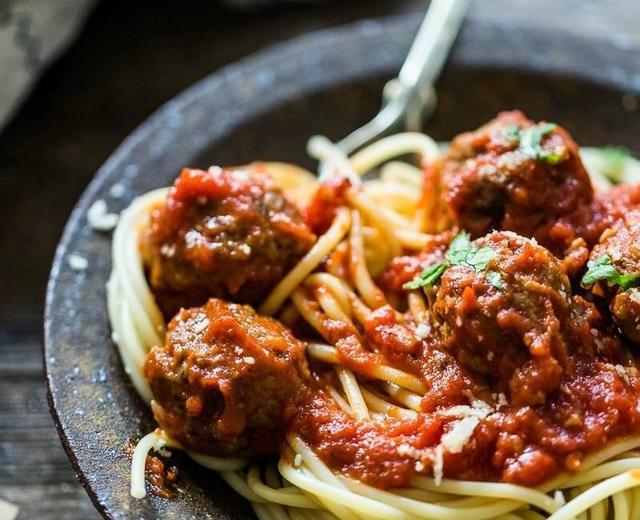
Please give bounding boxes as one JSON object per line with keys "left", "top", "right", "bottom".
{"left": 441, "top": 111, "right": 593, "bottom": 254}
{"left": 144, "top": 167, "right": 315, "bottom": 317}
{"left": 144, "top": 298, "right": 308, "bottom": 457}
{"left": 431, "top": 231, "right": 619, "bottom": 406}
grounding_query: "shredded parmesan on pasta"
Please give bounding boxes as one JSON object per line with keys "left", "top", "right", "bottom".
{"left": 441, "top": 416, "right": 480, "bottom": 454}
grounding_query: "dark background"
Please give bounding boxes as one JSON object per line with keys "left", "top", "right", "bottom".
{"left": 0, "top": 1, "right": 638, "bottom": 519}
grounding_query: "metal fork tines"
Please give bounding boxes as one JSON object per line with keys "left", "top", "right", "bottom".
{"left": 336, "top": 0, "right": 471, "bottom": 158}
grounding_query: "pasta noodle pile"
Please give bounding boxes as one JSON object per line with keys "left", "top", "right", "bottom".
{"left": 107, "top": 133, "right": 640, "bottom": 519}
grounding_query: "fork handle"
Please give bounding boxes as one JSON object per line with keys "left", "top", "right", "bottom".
{"left": 335, "top": 0, "right": 471, "bottom": 158}
{"left": 399, "top": 0, "right": 471, "bottom": 91}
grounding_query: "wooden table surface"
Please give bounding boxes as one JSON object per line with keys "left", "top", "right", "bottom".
{"left": 0, "top": 1, "right": 637, "bottom": 519}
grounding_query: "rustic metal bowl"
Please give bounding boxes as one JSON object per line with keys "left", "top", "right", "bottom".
{"left": 44, "top": 12, "right": 640, "bottom": 520}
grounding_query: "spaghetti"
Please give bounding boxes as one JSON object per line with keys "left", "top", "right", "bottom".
{"left": 107, "top": 111, "right": 640, "bottom": 519}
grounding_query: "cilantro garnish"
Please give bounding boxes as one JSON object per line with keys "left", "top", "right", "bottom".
{"left": 581, "top": 254, "right": 640, "bottom": 291}
{"left": 403, "top": 262, "right": 447, "bottom": 290}
{"left": 597, "top": 146, "right": 632, "bottom": 184}
{"left": 486, "top": 270, "right": 506, "bottom": 290}
{"left": 517, "top": 123, "right": 565, "bottom": 165}
{"left": 445, "top": 232, "right": 497, "bottom": 272}
{"left": 403, "top": 232, "right": 498, "bottom": 291}
{"left": 444, "top": 232, "right": 471, "bottom": 263}
{"left": 502, "top": 125, "right": 521, "bottom": 144}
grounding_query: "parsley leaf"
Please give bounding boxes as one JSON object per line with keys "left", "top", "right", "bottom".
{"left": 502, "top": 124, "right": 521, "bottom": 144}
{"left": 446, "top": 231, "right": 497, "bottom": 272}
{"left": 463, "top": 245, "right": 498, "bottom": 272}
{"left": 518, "top": 122, "right": 565, "bottom": 165}
{"left": 581, "top": 254, "right": 640, "bottom": 291}
{"left": 403, "top": 262, "right": 447, "bottom": 290}
{"left": 486, "top": 270, "right": 506, "bottom": 290}
{"left": 597, "top": 146, "right": 632, "bottom": 184}
{"left": 445, "top": 232, "right": 472, "bottom": 264}
{"left": 403, "top": 232, "right": 499, "bottom": 291}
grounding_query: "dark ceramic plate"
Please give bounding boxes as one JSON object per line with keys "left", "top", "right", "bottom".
{"left": 44, "top": 12, "right": 640, "bottom": 520}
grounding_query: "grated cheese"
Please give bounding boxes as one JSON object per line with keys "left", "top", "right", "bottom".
{"left": 192, "top": 318, "right": 209, "bottom": 334}
{"left": 440, "top": 404, "right": 492, "bottom": 419}
{"left": 415, "top": 322, "right": 431, "bottom": 339}
{"left": 432, "top": 445, "right": 444, "bottom": 485}
{"left": 87, "top": 199, "right": 119, "bottom": 231}
{"left": 441, "top": 416, "right": 480, "bottom": 454}
{"left": 472, "top": 399, "right": 494, "bottom": 414}
{"left": 160, "top": 243, "right": 176, "bottom": 258}
{"left": 615, "top": 364, "right": 631, "bottom": 385}
{"left": 68, "top": 253, "right": 88, "bottom": 271}
{"left": 397, "top": 444, "right": 412, "bottom": 456}
{"left": 553, "top": 489, "right": 566, "bottom": 505}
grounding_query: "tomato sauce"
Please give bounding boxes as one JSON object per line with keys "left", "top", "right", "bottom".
{"left": 291, "top": 228, "right": 640, "bottom": 488}
{"left": 304, "top": 176, "right": 350, "bottom": 235}
{"left": 142, "top": 113, "right": 640, "bottom": 492}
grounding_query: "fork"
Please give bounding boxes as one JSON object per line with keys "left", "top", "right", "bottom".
{"left": 321, "top": 0, "right": 471, "bottom": 174}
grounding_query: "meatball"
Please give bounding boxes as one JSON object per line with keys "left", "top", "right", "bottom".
{"left": 431, "top": 231, "right": 615, "bottom": 406}
{"left": 144, "top": 298, "right": 308, "bottom": 456}
{"left": 144, "top": 167, "right": 316, "bottom": 317}
{"left": 587, "top": 209, "right": 640, "bottom": 344}
{"left": 441, "top": 111, "right": 593, "bottom": 253}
